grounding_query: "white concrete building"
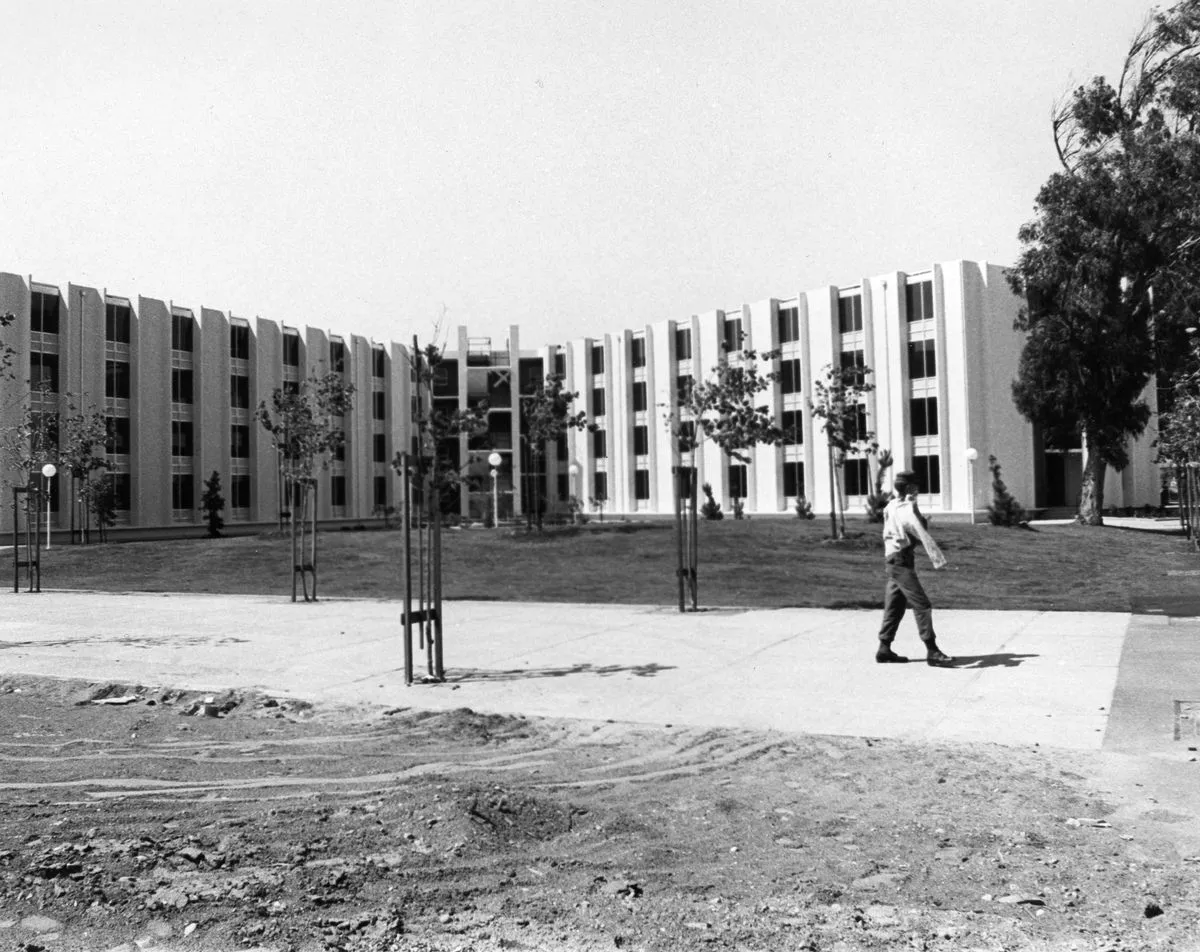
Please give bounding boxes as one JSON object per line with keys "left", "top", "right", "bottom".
{"left": 0, "top": 259, "right": 1164, "bottom": 536}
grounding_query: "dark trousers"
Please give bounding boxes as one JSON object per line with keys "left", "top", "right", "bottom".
{"left": 878, "top": 553, "right": 936, "bottom": 645}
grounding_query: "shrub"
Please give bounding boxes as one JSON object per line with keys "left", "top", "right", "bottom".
{"left": 731, "top": 497, "right": 745, "bottom": 520}
{"left": 794, "top": 495, "right": 815, "bottom": 520}
{"left": 700, "top": 483, "right": 724, "bottom": 520}
{"left": 987, "top": 454, "right": 1027, "bottom": 526}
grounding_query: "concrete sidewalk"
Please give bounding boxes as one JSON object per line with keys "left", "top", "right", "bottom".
{"left": 0, "top": 591, "right": 1151, "bottom": 752}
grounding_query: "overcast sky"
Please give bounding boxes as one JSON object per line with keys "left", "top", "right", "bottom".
{"left": 0, "top": 0, "right": 1161, "bottom": 350}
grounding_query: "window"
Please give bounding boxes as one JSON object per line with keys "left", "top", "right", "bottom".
{"left": 330, "top": 341, "right": 346, "bottom": 373}
{"left": 723, "top": 317, "right": 743, "bottom": 353}
{"left": 231, "top": 374, "right": 250, "bottom": 409}
{"left": 592, "top": 429, "right": 607, "bottom": 459}
{"left": 843, "top": 458, "right": 870, "bottom": 496}
{"left": 675, "top": 327, "right": 692, "bottom": 360}
{"left": 676, "top": 374, "right": 693, "bottom": 405}
{"left": 172, "top": 474, "right": 194, "bottom": 511}
{"left": 777, "top": 305, "right": 800, "bottom": 344}
{"left": 105, "top": 360, "right": 130, "bottom": 399}
{"left": 171, "top": 314, "right": 194, "bottom": 352}
{"left": 840, "top": 349, "right": 865, "bottom": 374}
{"left": 373, "top": 391, "right": 386, "bottom": 420}
{"left": 593, "top": 471, "right": 608, "bottom": 501}
{"left": 373, "top": 433, "right": 387, "bottom": 462}
{"left": 728, "top": 464, "right": 748, "bottom": 498}
{"left": 171, "top": 421, "right": 194, "bottom": 457}
{"left": 781, "top": 409, "right": 803, "bottom": 445}
{"left": 783, "top": 460, "right": 805, "bottom": 498}
{"left": 912, "top": 454, "right": 942, "bottom": 494}
{"left": 30, "top": 352, "right": 59, "bottom": 392}
{"left": 846, "top": 403, "right": 868, "bottom": 443}
{"left": 631, "top": 337, "right": 646, "bottom": 368}
{"left": 231, "top": 424, "right": 250, "bottom": 458}
{"left": 373, "top": 475, "right": 388, "bottom": 508}
{"left": 231, "top": 474, "right": 251, "bottom": 509}
{"left": 372, "top": 347, "right": 386, "bottom": 378}
{"left": 780, "top": 358, "right": 802, "bottom": 394}
{"left": 677, "top": 419, "right": 696, "bottom": 452}
{"left": 171, "top": 368, "right": 193, "bottom": 404}
{"left": 592, "top": 387, "right": 606, "bottom": 417}
{"left": 333, "top": 431, "right": 346, "bottom": 461}
{"left": 105, "top": 303, "right": 131, "bottom": 343}
{"left": 110, "top": 474, "right": 131, "bottom": 511}
{"left": 632, "top": 381, "right": 647, "bottom": 412}
{"left": 838, "top": 294, "right": 863, "bottom": 333}
{"left": 31, "top": 291, "right": 60, "bottom": 335}
{"left": 31, "top": 412, "right": 59, "bottom": 454}
{"left": 230, "top": 323, "right": 250, "bottom": 360}
{"left": 283, "top": 380, "right": 301, "bottom": 396}
{"left": 908, "top": 339, "right": 936, "bottom": 379}
{"left": 553, "top": 351, "right": 566, "bottom": 376}
{"left": 283, "top": 333, "right": 301, "bottom": 367}
{"left": 106, "top": 417, "right": 131, "bottom": 455}
{"left": 590, "top": 344, "right": 605, "bottom": 375}
{"left": 906, "top": 280, "right": 934, "bottom": 322}
{"left": 635, "top": 469, "right": 650, "bottom": 500}
{"left": 555, "top": 432, "right": 567, "bottom": 458}
{"left": 910, "top": 396, "right": 939, "bottom": 437}
{"left": 633, "top": 424, "right": 649, "bottom": 455}
{"left": 331, "top": 475, "right": 347, "bottom": 507}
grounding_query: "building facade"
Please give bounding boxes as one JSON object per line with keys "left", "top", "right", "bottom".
{"left": 0, "top": 260, "right": 1163, "bottom": 536}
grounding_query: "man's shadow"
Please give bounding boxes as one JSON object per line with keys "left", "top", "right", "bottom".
{"left": 937, "top": 652, "right": 1039, "bottom": 669}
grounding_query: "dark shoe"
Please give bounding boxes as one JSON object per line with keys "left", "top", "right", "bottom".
{"left": 926, "top": 648, "right": 954, "bottom": 666}
{"left": 875, "top": 647, "right": 909, "bottom": 664}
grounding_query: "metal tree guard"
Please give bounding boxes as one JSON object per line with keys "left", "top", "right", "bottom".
{"left": 400, "top": 337, "right": 445, "bottom": 685}
{"left": 291, "top": 477, "right": 319, "bottom": 602}
{"left": 11, "top": 483, "right": 42, "bottom": 593}
{"left": 673, "top": 464, "right": 699, "bottom": 612}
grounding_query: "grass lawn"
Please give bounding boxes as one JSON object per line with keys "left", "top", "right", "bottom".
{"left": 32, "top": 516, "right": 1200, "bottom": 612}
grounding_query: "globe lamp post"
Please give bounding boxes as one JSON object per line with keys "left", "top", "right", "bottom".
{"left": 488, "top": 452, "right": 502, "bottom": 528}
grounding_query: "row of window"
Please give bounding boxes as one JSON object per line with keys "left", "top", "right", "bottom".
{"left": 843, "top": 454, "right": 941, "bottom": 495}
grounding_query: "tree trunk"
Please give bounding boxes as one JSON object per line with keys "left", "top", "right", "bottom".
{"left": 1076, "top": 434, "right": 1107, "bottom": 526}
{"left": 827, "top": 445, "right": 839, "bottom": 539}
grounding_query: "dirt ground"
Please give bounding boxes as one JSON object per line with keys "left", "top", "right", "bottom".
{"left": 2, "top": 677, "right": 1200, "bottom": 952}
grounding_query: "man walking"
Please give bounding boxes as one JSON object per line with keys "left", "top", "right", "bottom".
{"left": 876, "top": 469, "right": 954, "bottom": 666}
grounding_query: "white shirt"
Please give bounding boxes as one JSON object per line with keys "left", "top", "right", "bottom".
{"left": 881, "top": 496, "right": 947, "bottom": 568}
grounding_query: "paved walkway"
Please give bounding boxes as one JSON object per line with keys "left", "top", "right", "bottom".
{"left": 3, "top": 590, "right": 1191, "bottom": 754}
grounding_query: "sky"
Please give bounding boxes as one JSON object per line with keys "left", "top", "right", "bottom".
{"left": 0, "top": 0, "right": 1165, "bottom": 351}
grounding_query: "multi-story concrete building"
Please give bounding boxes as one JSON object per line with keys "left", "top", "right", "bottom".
{"left": 0, "top": 260, "right": 1163, "bottom": 536}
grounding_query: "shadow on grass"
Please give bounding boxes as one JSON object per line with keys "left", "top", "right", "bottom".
{"left": 941, "top": 652, "right": 1039, "bottom": 669}
{"left": 449, "top": 662, "right": 677, "bottom": 682}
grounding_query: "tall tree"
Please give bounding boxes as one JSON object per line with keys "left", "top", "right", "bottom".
{"left": 258, "top": 373, "right": 355, "bottom": 601}
{"left": 666, "top": 339, "right": 782, "bottom": 610}
{"left": 519, "top": 372, "right": 590, "bottom": 531}
{"left": 810, "top": 363, "right": 875, "bottom": 539}
{"left": 1008, "top": 0, "right": 1200, "bottom": 524}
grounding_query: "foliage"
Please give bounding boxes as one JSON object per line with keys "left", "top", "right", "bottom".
{"left": 1008, "top": 0, "right": 1200, "bottom": 525}
{"left": 794, "top": 495, "right": 815, "bottom": 520}
{"left": 864, "top": 446, "right": 894, "bottom": 523}
{"left": 566, "top": 495, "right": 588, "bottom": 525}
{"left": 87, "top": 474, "right": 118, "bottom": 543}
{"left": 257, "top": 373, "right": 355, "bottom": 484}
{"left": 986, "top": 455, "right": 1028, "bottom": 526}
{"left": 1157, "top": 335, "right": 1200, "bottom": 465}
{"left": 811, "top": 363, "right": 875, "bottom": 538}
{"left": 672, "top": 341, "right": 783, "bottom": 463}
{"left": 700, "top": 482, "right": 724, "bottom": 521}
{"left": 521, "top": 373, "right": 591, "bottom": 530}
{"left": 201, "top": 471, "right": 226, "bottom": 538}
{"left": 589, "top": 491, "right": 607, "bottom": 523}
{"left": 731, "top": 497, "right": 745, "bottom": 520}
{"left": 394, "top": 343, "right": 489, "bottom": 507}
